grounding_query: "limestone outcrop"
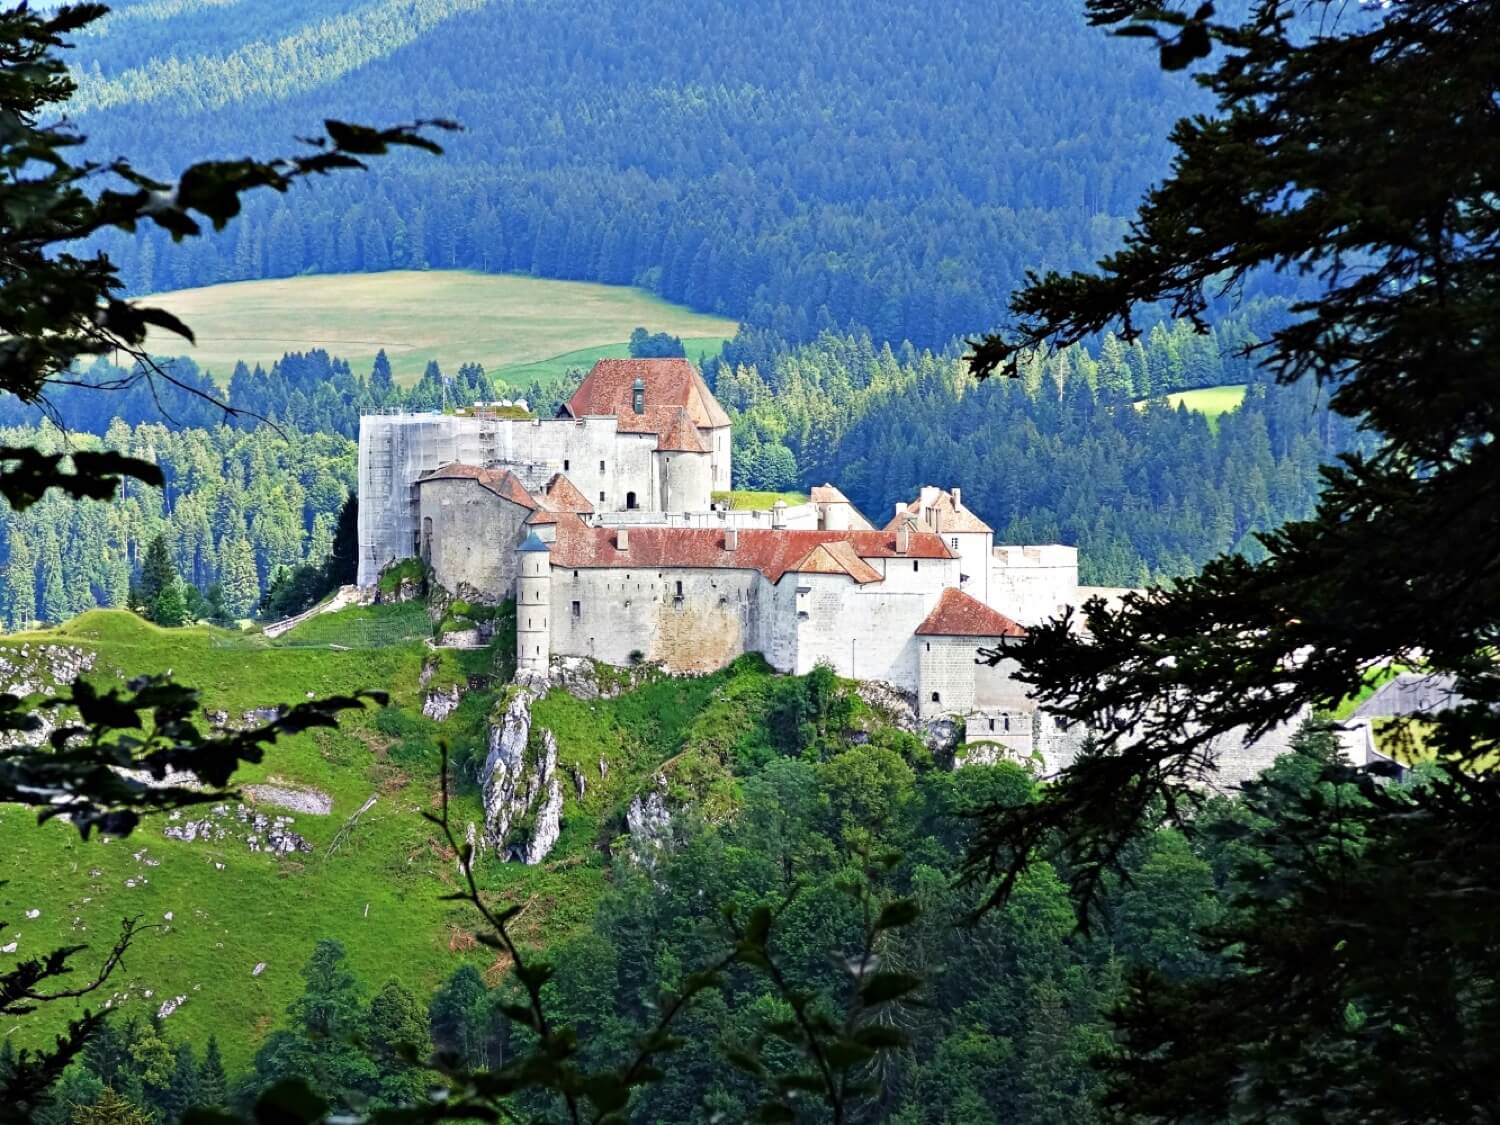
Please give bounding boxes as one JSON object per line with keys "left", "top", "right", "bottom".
{"left": 481, "top": 691, "right": 563, "bottom": 865}
{"left": 625, "top": 780, "right": 673, "bottom": 868}
{"left": 422, "top": 683, "right": 463, "bottom": 721}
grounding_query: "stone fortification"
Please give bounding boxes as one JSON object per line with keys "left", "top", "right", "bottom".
{"left": 358, "top": 364, "right": 1291, "bottom": 793}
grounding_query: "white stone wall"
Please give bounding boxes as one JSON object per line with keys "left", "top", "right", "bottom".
{"left": 709, "top": 425, "right": 733, "bottom": 491}
{"left": 794, "top": 573, "right": 939, "bottom": 690}
{"left": 418, "top": 480, "right": 529, "bottom": 600}
{"left": 948, "top": 530, "right": 994, "bottom": 607}
{"left": 917, "top": 634, "right": 1027, "bottom": 720}
{"left": 358, "top": 413, "right": 719, "bottom": 586}
{"left": 656, "top": 450, "right": 713, "bottom": 513}
{"left": 548, "top": 565, "right": 762, "bottom": 674}
{"left": 989, "top": 544, "right": 1080, "bottom": 626}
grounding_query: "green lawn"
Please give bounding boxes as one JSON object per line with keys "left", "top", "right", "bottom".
{"left": 140, "top": 270, "right": 740, "bottom": 385}
{"left": 496, "top": 336, "right": 731, "bottom": 387}
{"left": 712, "top": 490, "right": 810, "bottom": 510}
{"left": 1135, "top": 383, "right": 1248, "bottom": 428}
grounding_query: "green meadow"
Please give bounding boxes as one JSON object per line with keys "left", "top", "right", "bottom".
{"left": 1135, "top": 383, "right": 1249, "bottom": 428}
{"left": 0, "top": 605, "right": 791, "bottom": 1073}
{"left": 140, "top": 270, "right": 739, "bottom": 385}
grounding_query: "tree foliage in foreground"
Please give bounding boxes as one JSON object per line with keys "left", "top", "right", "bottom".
{"left": 965, "top": 1, "right": 1500, "bottom": 1119}
{"left": 0, "top": 2, "right": 444, "bottom": 1111}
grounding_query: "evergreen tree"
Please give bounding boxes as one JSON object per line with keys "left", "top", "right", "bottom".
{"left": 137, "top": 534, "right": 177, "bottom": 615}
{"left": 151, "top": 579, "right": 188, "bottom": 628}
{"left": 966, "top": 1, "right": 1500, "bottom": 1118}
{"left": 197, "top": 1038, "right": 227, "bottom": 1110}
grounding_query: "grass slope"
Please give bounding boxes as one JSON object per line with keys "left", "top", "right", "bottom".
{"left": 141, "top": 270, "right": 739, "bottom": 385}
{"left": 497, "top": 337, "right": 731, "bottom": 388}
{"left": 0, "top": 609, "right": 534, "bottom": 1073}
{"left": 1134, "top": 383, "right": 1249, "bottom": 429}
{"left": 0, "top": 607, "right": 794, "bottom": 1074}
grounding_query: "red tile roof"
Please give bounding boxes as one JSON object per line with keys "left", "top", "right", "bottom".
{"left": 540, "top": 472, "right": 594, "bottom": 514}
{"left": 915, "top": 588, "right": 1025, "bottom": 637}
{"left": 417, "top": 464, "right": 536, "bottom": 510}
{"left": 550, "top": 526, "right": 954, "bottom": 584}
{"left": 657, "top": 408, "right": 712, "bottom": 453}
{"left": 564, "top": 358, "right": 731, "bottom": 430}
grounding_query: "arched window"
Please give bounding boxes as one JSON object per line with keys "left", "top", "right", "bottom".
{"left": 931, "top": 691, "right": 941, "bottom": 703}
{"left": 626, "top": 491, "right": 638, "bottom": 510}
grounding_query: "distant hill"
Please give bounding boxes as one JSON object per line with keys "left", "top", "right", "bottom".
{"left": 139, "top": 270, "right": 738, "bottom": 384}
{"left": 69, "top": 0, "right": 1253, "bottom": 350}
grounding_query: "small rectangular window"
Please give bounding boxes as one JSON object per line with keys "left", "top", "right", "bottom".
{"left": 950, "top": 537, "right": 959, "bottom": 549}
{"left": 571, "top": 601, "right": 581, "bottom": 618}
{"left": 564, "top": 459, "right": 570, "bottom": 471}
{"left": 599, "top": 491, "right": 605, "bottom": 502}
{"left": 599, "top": 460, "right": 606, "bottom": 472}
{"left": 913, "top": 560, "right": 919, "bottom": 572}
{"left": 675, "top": 580, "right": 684, "bottom": 597}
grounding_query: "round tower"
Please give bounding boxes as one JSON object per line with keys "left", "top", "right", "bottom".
{"left": 516, "top": 531, "right": 552, "bottom": 678}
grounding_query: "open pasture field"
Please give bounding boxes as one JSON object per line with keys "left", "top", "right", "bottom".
{"left": 141, "top": 270, "right": 739, "bottom": 385}
{"left": 1137, "top": 383, "right": 1249, "bottom": 428}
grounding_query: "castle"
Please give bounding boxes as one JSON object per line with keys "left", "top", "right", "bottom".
{"left": 357, "top": 358, "right": 1287, "bottom": 774}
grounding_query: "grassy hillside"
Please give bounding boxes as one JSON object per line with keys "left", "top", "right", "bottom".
{"left": 1136, "top": 383, "right": 1249, "bottom": 426}
{"left": 497, "top": 337, "right": 732, "bottom": 387}
{"left": 141, "top": 270, "right": 739, "bottom": 385}
{"left": 0, "top": 605, "right": 795, "bottom": 1074}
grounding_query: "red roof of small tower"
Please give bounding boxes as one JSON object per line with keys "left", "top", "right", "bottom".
{"left": 915, "top": 588, "right": 1025, "bottom": 637}
{"left": 657, "top": 408, "right": 712, "bottom": 453}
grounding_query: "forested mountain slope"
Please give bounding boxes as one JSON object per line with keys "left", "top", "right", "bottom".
{"left": 71, "top": 0, "right": 1243, "bottom": 347}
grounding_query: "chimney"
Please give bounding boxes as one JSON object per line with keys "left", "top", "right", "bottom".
{"left": 894, "top": 501, "right": 905, "bottom": 520}
{"left": 952, "top": 487, "right": 962, "bottom": 510}
{"left": 772, "top": 499, "right": 787, "bottom": 529}
{"left": 617, "top": 527, "right": 630, "bottom": 552}
{"left": 896, "top": 520, "right": 910, "bottom": 555}
{"left": 725, "top": 527, "right": 738, "bottom": 551}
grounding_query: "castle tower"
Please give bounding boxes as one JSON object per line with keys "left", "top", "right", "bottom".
{"left": 516, "top": 532, "right": 552, "bottom": 677}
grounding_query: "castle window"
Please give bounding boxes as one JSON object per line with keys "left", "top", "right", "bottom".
{"left": 599, "top": 491, "right": 605, "bottom": 502}
{"left": 626, "top": 490, "right": 637, "bottom": 509}
{"left": 913, "top": 560, "right": 919, "bottom": 572}
{"left": 950, "top": 537, "right": 959, "bottom": 549}
{"left": 988, "top": 719, "right": 995, "bottom": 732}
{"left": 564, "top": 459, "right": 570, "bottom": 471}
{"left": 1004, "top": 714, "right": 1011, "bottom": 732}
{"left": 571, "top": 601, "right": 580, "bottom": 618}
{"left": 527, "top": 617, "right": 531, "bottom": 628}
{"left": 925, "top": 642, "right": 930, "bottom": 652}
{"left": 931, "top": 691, "right": 941, "bottom": 703}
{"left": 675, "top": 580, "right": 684, "bottom": 598}
{"left": 599, "top": 460, "right": 606, "bottom": 472}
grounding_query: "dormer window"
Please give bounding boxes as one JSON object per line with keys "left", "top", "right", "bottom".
{"left": 632, "top": 377, "right": 645, "bottom": 414}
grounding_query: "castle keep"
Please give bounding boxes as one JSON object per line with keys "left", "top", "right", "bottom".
{"left": 359, "top": 357, "right": 1295, "bottom": 775}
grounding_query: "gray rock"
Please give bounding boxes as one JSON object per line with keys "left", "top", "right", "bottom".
{"left": 422, "top": 683, "right": 463, "bottom": 721}
{"left": 626, "top": 782, "right": 673, "bottom": 868}
{"left": 481, "top": 692, "right": 564, "bottom": 865}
